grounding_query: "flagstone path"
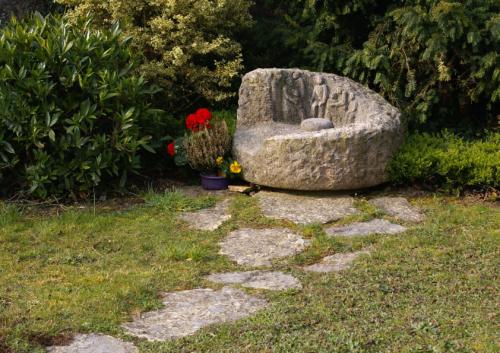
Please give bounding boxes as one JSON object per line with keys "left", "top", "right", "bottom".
{"left": 206, "top": 271, "right": 302, "bottom": 290}
{"left": 179, "top": 199, "right": 231, "bottom": 231}
{"left": 219, "top": 228, "right": 310, "bottom": 267}
{"left": 47, "top": 334, "right": 138, "bottom": 353}
{"left": 304, "top": 250, "right": 371, "bottom": 273}
{"left": 254, "top": 191, "right": 359, "bottom": 224}
{"left": 46, "top": 190, "right": 425, "bottom": 351}
{"left": 369, "top": 197, "right": 425, "bottom": 223}
{"left": 326, "top": 219, "right": 407, "bottom": 237}
{"left": 121, "top": 287, "right": 268, "bottom": 341}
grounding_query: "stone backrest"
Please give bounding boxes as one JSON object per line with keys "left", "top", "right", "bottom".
{"left": 237, "top": 68, "right": 399, "bottom": 129}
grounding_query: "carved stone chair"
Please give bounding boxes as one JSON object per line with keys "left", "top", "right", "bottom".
{"left": 233, "top": 68, "right": 403, "bottom": 190}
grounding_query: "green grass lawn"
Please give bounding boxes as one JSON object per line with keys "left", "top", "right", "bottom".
{"left": 0, "top": 191, "right": 498, "bottom": 353}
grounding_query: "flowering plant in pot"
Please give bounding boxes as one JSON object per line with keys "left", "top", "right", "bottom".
{"left": 167, "top": 108, "right": 241, "bottom": 190}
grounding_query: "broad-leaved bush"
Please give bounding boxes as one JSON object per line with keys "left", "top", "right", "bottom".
{"left": 58, "top": 0, "right": 253, "bottom": 111}
{"left": 0, "top": 14, "right": 162, "bottom": 199}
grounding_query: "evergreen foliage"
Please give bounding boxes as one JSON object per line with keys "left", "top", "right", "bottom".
{"left": 244, "top": 0, "right": 499, "bottom": 130}
{"left": 389, "top": 132, "right": 500, "bottom": 191}
{"left": 58, "top": 0, "right": 253, "bottom": 113}
{"left": 0, "top": 14, "right": 162, "bottom": 198}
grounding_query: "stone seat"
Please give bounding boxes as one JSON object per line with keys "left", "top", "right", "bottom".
{"left": 233, "top": 69, "right": 403, "bottom": 190}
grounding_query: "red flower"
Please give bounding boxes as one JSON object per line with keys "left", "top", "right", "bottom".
{"left": 195, "top": 108, "right": 212, "bottom": 122}
{"left": 186, "top": 114, "right": 197, "bottom": 131}
{"left": 195, "top": 114, "right": 207, "bottom": 125}
{"left": 185, "top": 109, "right": 213, "bottom": 131}
{"left": 167, "top": 142, "right": 175, "bottom": 157}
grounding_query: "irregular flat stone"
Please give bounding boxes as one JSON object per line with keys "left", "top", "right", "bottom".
{"left": 122, "top": 287, "right": 267, "bottom": 341}
{"left": 369, "top": 197, "right": 424, "bottom": 223}
{"left": 206, "top": 271, "right": 302, "bottom": 290}
{"left": 176, "top": 185, "right": 229, "bottom": 198}
{"left": 326, "top": 219, "right": 407, "bottom": 237}
{"left": 220, "top": 228, "right": 310, "bottom": 267}
{"left": 301, "top": 118, "right": 334, "bottom": 131}
{"left": 47, "top": 334, "right": 138, "bottom": 353}
{"left": 304, "top": 250, "right": 370, "bottom": 273}
{"left": 234, "top": 68, "right": 403, "bottom": 190}
{"left": 179, "top": 199, "right": 231, "bottom": 231}
{"left": 255, "top": 191, "right": 359, "bottom": 224}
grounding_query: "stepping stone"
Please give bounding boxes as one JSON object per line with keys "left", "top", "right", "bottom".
{"left": 206, "top": 271, "right": 302, "bottom": 290}
{"left": 254, "top": 191, "right": 359, "bottom": 224}
{"left": 304, "top": 250, "right": 370, "bottom": 273}
{"left": 176, "top": 185, "right": 229, "bottom": 198}
{"left": 326, "top": 219, "right": 407, "bottom": 237}
{"left": 369, "top": 197, "right": 425, "bottom": 223}
{"left": 220, "top": 228, "right": 310, "bottom": 267}
{"left": 122, "top": 287, "right": 267, "bottom": 341}
{"left": 179, "top": 199, "right": 231, "bottom": 231}
{"left": 47, "top": 334, "right": 138, "bottom": 353}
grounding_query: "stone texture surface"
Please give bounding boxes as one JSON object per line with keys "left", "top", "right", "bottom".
{"left": 326, "top": 219, "right": 407, "bottom": 237}
{"left": 304, "top": 251, "right": 370, "bottom": 273}
{"left": 179, "top": 199, "right": 231, "bottom": 231}
{"left": 300, "top": 118, "right": 334, "bottom": 131}
{"left": 206, "top": 271, "right": 301, "bottom": 290}
{"left": 369, "top": 197, "right": 425, "bottom": 223}
{"left": 255, "top": 191, "right": 359, "bottom": 224}
{"left": 47, "top": 334, "right": 138, "bottom": 353}
{"left": 234, "top": 68, "right": 403, "bottom": 190}
{"left": 122, "top": 287, "right": 267, "bottom": 341}
{"left": 220, "top": 228, "right": 309, "bottom": 267}
{"left": 175, "top": 185, "right": 229, "bottom": 198}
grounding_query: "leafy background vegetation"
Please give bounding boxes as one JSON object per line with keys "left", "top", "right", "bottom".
{"left": 57, "top": 0, "right": 253, "bottom": 113}
{"left": 0, "top": 0, "right": 498, "bottom": 197}
{"left": 242, "top": 0, "right": 499, "bottom": 132}
{"left": 0, "top": 15, "right": 163, "bottom": 198}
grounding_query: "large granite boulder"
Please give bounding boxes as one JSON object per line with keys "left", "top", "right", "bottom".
{"left": 233, "top": 68, "right": 403, "bottom": 190}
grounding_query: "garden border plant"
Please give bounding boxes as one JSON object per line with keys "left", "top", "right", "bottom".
{"left": 0, "top": 13, "right": 165, "bottom": 199}
{"left": 168, "top": 108, "right": 242, "bottom": 190}
{"left": 388, "top": 131, "right": 500, "bottom": 192}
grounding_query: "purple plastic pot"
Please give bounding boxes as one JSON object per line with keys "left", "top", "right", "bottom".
{"left": 200, "top": 173, "right": 229, "bottom": 190}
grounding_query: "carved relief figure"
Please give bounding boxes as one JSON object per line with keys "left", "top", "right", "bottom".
{"left": 270, "top": 71, "right": 284, "bottom": 121}
{"left": 283, "top": 71, "right": 307, "bottom": 123}
{"left": 311, "top": 76, "right": 329, "bottom": 119}
{"left": 327, "top": 87, "right": 359, "bottom": 125}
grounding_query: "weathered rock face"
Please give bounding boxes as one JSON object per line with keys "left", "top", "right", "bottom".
{"left": 206, "top": 271, "right": 302, "bottom": 290}
{"left": 47, "top": 334, "right": 138, "bottom": 353}
{"left": 301, "top": 118, "right": 334, "bottom": 131}
{"left": 254, "top": 191, "right": 359, "bottom": 225}
{"left": 303, "top": 250, "right": 370, "bottom": 273}
{"left": 219, "top": 228, "right": 310, "bottom": 267}
{"left": 233, "top": 68, "right": 403, "bottom": 190}
{"left": 369, "top": 197, "right": 425, "bottom": 223}
{"left": 326, "top": 219, "right": 407, "bottom": 237}
{"left": 122, "top": 287, "right": 267, "bottom": 341}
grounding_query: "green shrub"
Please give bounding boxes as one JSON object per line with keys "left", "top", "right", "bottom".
{"left": 388, "top": 132, "right": 500, "bottom": 191}
{"left": 0, "top": 14, "right": 163, "bottom": 199}
{"left": 58, "top": 0, "right": 253, "bottom": 112}
{"left": 244, "top": 0, "right": 499, "bottom": 131}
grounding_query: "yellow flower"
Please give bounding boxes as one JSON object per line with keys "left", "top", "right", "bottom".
{"left": 216, "top": 156, "right": 224, "bottom": 166}
{"left": 230, "top": 161, "right": 242, "bottom": 174}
